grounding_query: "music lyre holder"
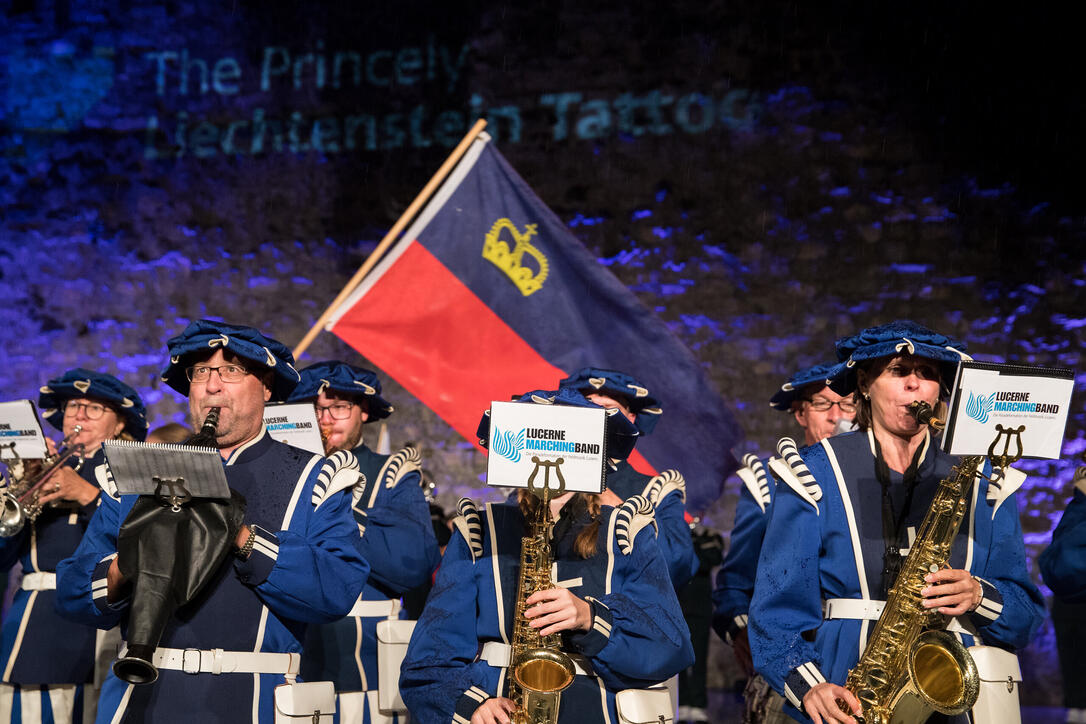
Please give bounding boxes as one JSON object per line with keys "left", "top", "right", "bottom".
{"left": 152, "top": 476, "right": 192, "bottom": 513}
{"left": 526, "top": 456, "right": 566, "bottom": 509}
{"left": 983, "top": 424, "right": 1025, "bottom": 485}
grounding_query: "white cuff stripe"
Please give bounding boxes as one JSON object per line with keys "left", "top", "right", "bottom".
{"left": 734, "top": 614, "right": 748, "bottom": 628}
{"left": 593, "top": 616, "right": 611, "bottom": 634}
{"left": 99, "top": 552, "right": 117, "bottom": 563}
{"left": 977, "top": 599, "right": 1002, "bottom": 619}
{"left": 586, "top": 596, "right": 610, "bottom": 611}
{"left": 253, "top": 536, "right": 279, "bottom": 558}
{"left": 797, "top": 661, "right": 824, "bottom": 688}
{"left": 465, "top": 686, "right": 488, "bottom": 703}
{"left": 593, "top": 621, "right": 611, "bottom": 637}
{"left": 453, "top": 715, "right": 471, "bottom": 724}
{"left": 783, "top": 682, "right": 802, "bottom": 709}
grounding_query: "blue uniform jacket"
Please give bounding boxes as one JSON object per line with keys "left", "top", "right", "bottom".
{"left": 300, "top": 444, "right": 440, "bottom": 700}
{"left": 606, "top": 460, "right": 698, "bottom": 588}
{"left": 1, "top": 448, "right": 104, "bottom": 684}
{"left": 1040, "top": 482, "right": 1086, "bottom": 603}
{"left": 54, "top": 430, "right": 369, "bottom": 724}
{"left": 711, "top": 455, "right": 775, "bottom": 642}
{"left": 399, "top": 497, "right": 695, "bottom": 724}
{"left": 748, "top": 430, "right": 1045, "bottom": 721}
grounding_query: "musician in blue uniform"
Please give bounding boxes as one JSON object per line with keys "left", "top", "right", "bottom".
{"left": 1040, "top": 469, "right": 1086, "bottom": 723}
{"left": 1, "top": 370, "right": 147, "bottom": 724}
{"left": 55, "top": 320, "right": 369, "bottom": 724}
{"left": 289, "top": 360, "right": 440, "bottom": 723}
{"left": 711, "top": 362, "right": 852, "bottom": 720}
{"left": 558, "top": 368, "right": 697, "bottom": 588}
{"left": 1041, "top": 468, "right": 1086, "bottom": 603}
{"left": 400, "top": 389, "right": 694, "bottom": 724}
{"left": 748, "top": 321, "right": 1045, "bottom": 723}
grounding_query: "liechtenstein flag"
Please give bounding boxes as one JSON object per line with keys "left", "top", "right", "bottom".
{"left": 325, "top": 133, "right": 740, "bottom": 511}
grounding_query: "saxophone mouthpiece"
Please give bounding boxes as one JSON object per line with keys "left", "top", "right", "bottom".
{"left": 907, "top": 401, "right": 945, "bottom": 431}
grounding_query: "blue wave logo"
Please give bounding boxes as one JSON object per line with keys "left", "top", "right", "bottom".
{"left": 965, "top": 391, "right": 996, "bottom": 424}
{"left": 491, "top": 427, "right": 526, "bottom": 462}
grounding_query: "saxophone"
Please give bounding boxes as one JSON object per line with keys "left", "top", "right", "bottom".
{"left": 840, "top": 401, "right": 980, "bottom": 723}
{"left": 508, "top": 460, "right": 576, "bottom": 724}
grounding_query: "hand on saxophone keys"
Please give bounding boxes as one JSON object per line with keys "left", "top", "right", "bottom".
{"left": 523, "top": 587, "right": 592, "bottom": 637}
{"left": 920, "top": 567, "right": 983, "bottom": 616}
{"left": 806, "top": 681, "right": 860, "bottom": 723}
{"left": 469, "top": 696, "right": 517, "bottom": 724}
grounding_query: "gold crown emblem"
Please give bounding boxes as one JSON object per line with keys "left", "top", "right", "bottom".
{"left": 482, "top": 218, "right": 549, "bottom": 296}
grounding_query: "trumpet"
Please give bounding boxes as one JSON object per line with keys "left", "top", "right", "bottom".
{"left": 0, "top": 426, "right": 86, "bottom": 537}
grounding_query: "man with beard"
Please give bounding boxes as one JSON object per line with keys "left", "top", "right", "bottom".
{"left": 56, "top": 320, "right": 368, "bottom": 723}
{"left": 289, "top": 361, "right": 440, "bottom": 724}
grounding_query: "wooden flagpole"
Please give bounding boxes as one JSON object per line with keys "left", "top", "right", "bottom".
{"left": 292, "top": 117, "right": 489, "bottom": 359}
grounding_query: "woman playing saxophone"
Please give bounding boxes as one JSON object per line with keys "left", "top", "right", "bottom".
{"left": 748, "top": 321, "right": 1045, "bottom": 724}
{"left": 400, "top": 389, "right": 694, "bottom": 724}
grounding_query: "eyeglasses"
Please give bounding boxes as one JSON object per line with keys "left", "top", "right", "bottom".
{"left": 62, "top": 401, "right": 109, "bottom": 419}
{"left": 185, "top": 364, "right": 251, "bottom": 383}
{"left": 805, "top": 398, "right": 857, "bottom": 413}
{"left": 314, "top": 402, "right": 356, "bottom": 420}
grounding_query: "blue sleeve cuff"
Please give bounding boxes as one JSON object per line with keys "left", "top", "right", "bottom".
{"left": 969, "top": 576, "right": 1004, "bottom": 625}
{"left": 234, "top": 525, "right": 278, "bottom": 585}
{"left": 782, "top": 661, "right": 827, "bottom": 710}
{"left": 569, "top": 596, "right": 613, "bottom": 657}
{"left": 454, "top": 685, "right": 492, "bottom": 723}
{"left": 93, "top": 553, "right": 128, "bottom": 613}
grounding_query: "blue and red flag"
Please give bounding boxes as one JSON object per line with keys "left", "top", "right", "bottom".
{"left": 325, "top": 133, "right": 740, "bottom": 511}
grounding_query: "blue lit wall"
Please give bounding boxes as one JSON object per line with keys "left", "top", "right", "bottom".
{"left": 2, "top": 0, "right": 1083, "bottom": 706}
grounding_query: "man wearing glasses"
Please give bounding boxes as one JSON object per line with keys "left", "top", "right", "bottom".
{"left": 288, "top": 361, "right": 440, "bottom": 724}
{"left": 713, "top": 362, "right": 856, "bottom": 723}
{"left": 2, "top": 369, "right": 147, "bottom": 724}
{"left": 56, "top": 320, "right": 368, "bottom": 723}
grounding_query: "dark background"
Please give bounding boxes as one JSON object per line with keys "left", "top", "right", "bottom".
{"left": 2, "top": 0, "right": 1083, "bottom": 708}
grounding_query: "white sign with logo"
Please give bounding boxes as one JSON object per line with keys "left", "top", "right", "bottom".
{"left": 485, "top": 401, "right": 606, "bottom": 493}
{"left": 0, "top": 400, "right": 48, "bottom": 460}
{"left": 943, "top": 361, "right": 1075, "bottom": 459}
{"left": 263, "top": 402, "right": 324, "bottom": 455}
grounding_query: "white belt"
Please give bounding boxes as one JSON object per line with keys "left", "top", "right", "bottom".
{"left": 480, "top": 641, "right": 594, "bottom": 677}
{"left": 21, "top": 572, "right": 56, "bottom": 591}
{"left": 348, "top": 597, "right": 401, "bottom": 618}
{"left": 822, "top": 598, "right": 977, "bottom": 635}
{"left": 126, "top": 646, "right": 301, "bottom": 678}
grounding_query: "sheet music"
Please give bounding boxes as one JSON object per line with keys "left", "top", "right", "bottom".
{"left": 103, "top": 440, "right": 230, "bottom": 498}
{"left": 0, "top": 400, "right": 48, "bottom": 459}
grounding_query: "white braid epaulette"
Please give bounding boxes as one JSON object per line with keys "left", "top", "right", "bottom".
{"left": 377, "top": 445, "right": 423, "bottom": 490}
{"left": 311, "top": 450, "right": 361, "bottom": 508}
{"left": 641, "top": 469, "right": 686, "bottom": 506}
{"left": 741, "top": 453, "right": 772, "bottom": 507}
{"left": 453, "top": 497, "right": 484, "bottom": 562}
{"left": 776, "top": 437, "right": 822, "bottom": 502}
{"left": 614, "top": 495, "right": 657, "bottom": 555}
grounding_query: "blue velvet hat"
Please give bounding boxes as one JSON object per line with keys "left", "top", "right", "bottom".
{"left": 476, "top": 388, "right": 641, "bottom": 461}
{"left": 38, "top": 368, "right": 148, "bottom": 441}
{"left": 558, "top": 367, "right": 663, "bottom": 435}
{"left": 827, "top": 320, "right": 971, "bottom": 395}
{"left": 287, "top": 361, "right": 394, "bottom": 421}
{"left": 160, "top": 319, "right": 301, "bottom": 401}
{"left": 769, "top": 362, "right": 839, "bottom": 411}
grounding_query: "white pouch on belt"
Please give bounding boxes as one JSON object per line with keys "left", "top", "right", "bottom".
{"left": 615, "top": 686, "right": 674, "bottom": 724}
{"left": 273, "top": 681, "right": 335, "bottom": 723}
{"left": 376, "top": 619, "right": 417, "bottom": 713}
{"left": 968, "top": 645, "right": 1023, "bottom": 724}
